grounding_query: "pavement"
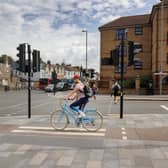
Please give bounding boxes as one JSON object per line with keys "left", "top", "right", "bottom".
{"left": 124, "top": 95, "right": 168, "bottom": 101}
{"left": 0, "top": 95, "right": 168, "bottom": 168}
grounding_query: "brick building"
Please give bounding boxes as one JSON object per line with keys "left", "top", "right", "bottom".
{"left": 99, "top": 0, "right": 168, "bottom": 94}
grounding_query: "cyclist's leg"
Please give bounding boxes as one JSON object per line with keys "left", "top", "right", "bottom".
{"left": 70, "top": 97, "right": 87, "bottom": 110}
{"left": 80, "top": 97, "right": 89, "bottom": 111}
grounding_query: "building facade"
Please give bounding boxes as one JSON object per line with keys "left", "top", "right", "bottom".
{"left": 99, "top": 0, "right": 168, "bottom": 94}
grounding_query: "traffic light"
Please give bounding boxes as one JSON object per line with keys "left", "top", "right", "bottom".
{"left": 90, "top": 69, "right": 95, "bottom": 78}
{"left": 82, "top": 69, "right": 86, "bottom": 76}
{"left": 111, "top": 48, "right": 119, "bottom": 66}
{"left": 16, "top": 43, "right": 26, "bottom": 72}
{"left": 32, "top": 50, "right": 40, "bottom": 72}
{"left": 128, "top": 41, "right": 134, "bottom": 66}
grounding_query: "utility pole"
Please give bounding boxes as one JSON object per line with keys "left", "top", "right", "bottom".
{"left": 120, "top": 32, "right": 124, "bottom": 119}
{"left": 82, "top": 30, "right": 88, "bottom": 75}
{"left": 28, "top": 44, "right": 31, "bottom": 118}
{"left": 159, "top": 0, "right": 164, "bottom": 95}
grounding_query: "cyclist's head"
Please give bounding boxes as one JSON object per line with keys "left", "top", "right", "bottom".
{"left": 73, "top": 74, "right": 80, "bottom": 83}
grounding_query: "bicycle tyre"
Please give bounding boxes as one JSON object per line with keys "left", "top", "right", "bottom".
{"left": 50, "top": 109, "right": 68, "bottom": 130}
{"left": 82, "top": 111, "right": 103, "bottom": 132}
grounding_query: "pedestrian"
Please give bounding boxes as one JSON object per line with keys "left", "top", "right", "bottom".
{"left": 92, "top": 83, "right": 98, "bottom": 100}
{"left": 112, "top": 80, "right": 121, "bottom": 104}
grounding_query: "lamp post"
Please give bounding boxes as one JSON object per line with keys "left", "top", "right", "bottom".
{"left": 159, "top": 0, "right": 164, "bottom": 95}
{"left": 82, "top": 30, "right": 88, "bottom": 72}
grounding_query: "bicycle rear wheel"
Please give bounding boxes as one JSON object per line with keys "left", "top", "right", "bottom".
{"left": 82, "top": 111, "right": 103, "bottom": 132}
{"left": 50, "top": 109, "right": 68, "bottom": 130}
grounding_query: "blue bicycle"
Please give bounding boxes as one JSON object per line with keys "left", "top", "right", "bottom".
{"left": 50, "top": 100, "right": 103, "bottom": 132}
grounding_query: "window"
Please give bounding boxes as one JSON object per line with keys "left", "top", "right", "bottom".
{"left": 101, "top": 58, "right": 111, "bottom": 65}
{"left": 135, "top": 26, "right": 143, "bottom": 35}
{"left": 116, "top": 29, "right": 127, "bottom": 40}
{"left": 134, "top": 60, "right": 143, "bottom": 69}
{"left": 134, "top": 43, "right": 143, "bottom": 54}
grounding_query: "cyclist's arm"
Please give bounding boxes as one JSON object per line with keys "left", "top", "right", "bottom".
{"left": 65, "top": 87, "right": 78, "bottom": 100}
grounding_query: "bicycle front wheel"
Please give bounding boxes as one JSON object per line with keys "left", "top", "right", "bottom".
{"left": 50, "top": 109, "right": 68, "bottom": 131}
{"left": 82, "top": 111, "right": 103, "bottom": 132}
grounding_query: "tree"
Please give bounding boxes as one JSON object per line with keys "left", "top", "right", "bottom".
{"left": 0, "top": 55, "right": 14, "bottom": 65}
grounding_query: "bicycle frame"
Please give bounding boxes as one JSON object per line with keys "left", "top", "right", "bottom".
{"left": 61, "top": 103, "right": 94, "bottom": 126}
{"left": 61, "top": 103, "right": 79, "bottom": 125}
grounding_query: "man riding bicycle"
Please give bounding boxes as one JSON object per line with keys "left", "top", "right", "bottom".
{"left": 64, "top": 74, "right": 88, "bottom": 117}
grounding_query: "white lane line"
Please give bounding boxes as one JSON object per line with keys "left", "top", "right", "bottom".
{"left": 160, "top": 105, "right": 168, "bottom": 111}
{"left": 11, "top": 129, "right": 105, "bottom": 137}
{"left": 0, "top": 103, "right": 26, "bottom": 111}
{"left": 18, "top": 126, "right": 106, "bottom": 132}
{"left": 0, "top": 98, "right": 55, "bottom": 111}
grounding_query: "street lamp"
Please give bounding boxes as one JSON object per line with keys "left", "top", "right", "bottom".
{"left": 82, "top": 30, "right": 88, "bottom": 72}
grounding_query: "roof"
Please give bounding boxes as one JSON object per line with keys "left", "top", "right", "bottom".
{"left": 99, "top": 14, "right": 151, "bottom": 30}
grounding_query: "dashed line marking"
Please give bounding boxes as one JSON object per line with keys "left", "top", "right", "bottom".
{"left": 121, "top": 127, "right": 128, "bottom": 140}
{"left": 121, "top": 131, "right": 126, "bottom": 135}
{"left": 122, "top": 136, "right": 128, "bottom": 140}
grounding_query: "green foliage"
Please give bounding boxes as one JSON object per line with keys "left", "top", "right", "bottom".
{"left": 140, "top": 75, "right": 152, "bottom": 88}
{"left": 0, "top": 55, "right": 14, "bottom": 64}
{"left": 124, "top": 78, "right": 135, "bottom": 89}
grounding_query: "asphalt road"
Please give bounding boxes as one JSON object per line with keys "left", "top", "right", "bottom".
{"left": 0, "top": 90, "right": 168, "bottom": 117}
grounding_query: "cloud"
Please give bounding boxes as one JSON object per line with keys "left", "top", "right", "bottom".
{"left": 0, "top": 0, "right": 160, "bottom": 71}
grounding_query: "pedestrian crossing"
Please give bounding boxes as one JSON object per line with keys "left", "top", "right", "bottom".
{"left": 11, "top": 126, "right": 106, "bottom": 137}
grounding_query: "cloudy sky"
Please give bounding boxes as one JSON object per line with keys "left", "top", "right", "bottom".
{"left": 0, "top": 0, "right": 160, "bottom": 71}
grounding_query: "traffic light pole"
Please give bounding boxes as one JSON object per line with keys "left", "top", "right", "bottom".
{"left": 120, "top": 33, "right": 124, "bottom": 119}
{"left": 28, "top": 44, "right": 31, "bottom": 118}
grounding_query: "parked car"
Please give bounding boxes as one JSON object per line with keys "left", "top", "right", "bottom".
{"left": 45, "top": 82, "right": 69, "bottom": 92}
{"left": 56, "top": 82, "right": 69, "bottom": 91}
{"left": 68, "top": 83, "right": 75, "bottom": 90}
{"left": 45, "top": 84, "right": 54, "bottom": 92}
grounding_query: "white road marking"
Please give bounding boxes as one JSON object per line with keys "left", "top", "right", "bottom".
{"left": 122, "top": 136, "right": 128, "bottom": 140}
{"left": 0, "top": 103, "right": 26, "bottom": 111}
{"left": 121, "top": 131, "right": 126, "bottom": 135}
{"left": 121, "top": 127, "right": 127, "bottom": 140}
{"left": 11, "top": 129, "right": 105, "bottom": 137}
{"left": 160, "top": 105, "right": 168, "bottom": 111}
{"left": 18, "top": 126, "right": 106, "bottom": 132}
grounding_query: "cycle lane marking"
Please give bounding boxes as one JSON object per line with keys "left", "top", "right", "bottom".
{"left": 11, "top": 129, "right": 105, "bottom": 137}
{"left": 11, "top": 126, "right": 106, "bottom": 137}
{"left": 18, "top": 126, "right": 106, "bottom": 132}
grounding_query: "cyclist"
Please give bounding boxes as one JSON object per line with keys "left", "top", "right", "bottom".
{"left": 64, "top": 74, "right": 88, "bottom": 117}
